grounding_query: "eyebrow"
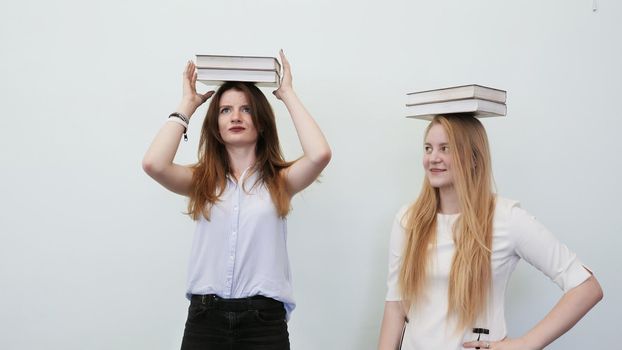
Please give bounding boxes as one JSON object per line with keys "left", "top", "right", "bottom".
{"left": 424, "top": 142, "right": 449, "bottom": 146}
{"left": 219, "top": 104, "right": 250, "bottom": 108}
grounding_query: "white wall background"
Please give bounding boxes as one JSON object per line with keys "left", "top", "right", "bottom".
{"left": 1, "top": 0, "right": 620, "bottom": 349}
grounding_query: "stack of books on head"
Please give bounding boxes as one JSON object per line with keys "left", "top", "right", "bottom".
{"left": 195, "top": 54, "right": 281, "bottom": 87}
{"left": 405, "top": 84, "right": 507, "bottom": 120}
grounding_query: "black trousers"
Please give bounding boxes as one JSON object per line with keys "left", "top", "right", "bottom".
{"left": 181, "top": 294, "right": 290, "bottom": 350}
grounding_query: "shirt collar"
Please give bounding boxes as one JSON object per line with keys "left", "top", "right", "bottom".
{"left": 226, "top": 165, "right": 258, "bottom": 186}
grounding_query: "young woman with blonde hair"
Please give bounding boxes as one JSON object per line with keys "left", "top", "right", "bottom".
{"left": 142, "top": 51, "right": 331, "bottom": 350}
{"left": 378, "top": 115, "right": 602, "bottom": 350}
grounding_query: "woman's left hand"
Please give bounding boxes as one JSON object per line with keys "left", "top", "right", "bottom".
{"left": 463, "top": 337, "right": 538, "bottom": 350}
{"left": 273, "top": 49, "right": 293, "bottom": 100}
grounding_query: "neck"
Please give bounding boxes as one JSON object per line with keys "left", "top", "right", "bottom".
{"left": 438, "top": 185, "right": 460, "bottom": 214}
{"left": 226, "top": 144, "right": 257, "bottom": 181}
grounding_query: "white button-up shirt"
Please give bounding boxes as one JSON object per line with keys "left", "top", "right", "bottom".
{"left": 186, "top": 168, "right": 295, "bottom": 319}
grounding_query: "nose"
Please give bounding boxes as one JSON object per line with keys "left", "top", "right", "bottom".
{"left": 230, "top": 109, "right": 242, "bottom": 123}
{"left": 429, "top": 151, "right": 442, "bottom": 163}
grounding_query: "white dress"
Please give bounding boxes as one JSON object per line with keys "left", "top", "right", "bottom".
{"left": 385, "top": 197, "right": 591, "bottom": 350}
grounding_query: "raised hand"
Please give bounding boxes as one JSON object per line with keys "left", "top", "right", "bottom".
{"left": 181, "top": 61, "right": 214, "bottom": 115}
{"left": 273, "top": 49, "right": 293, "bottom": 100}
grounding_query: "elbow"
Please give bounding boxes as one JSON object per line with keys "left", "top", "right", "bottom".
{"left": 593, "top": 278, "right": 604, "bottom": 303}
{"left": 311, "top": 147, "right": 332, "bottom": 169}
{"left": 583, "top": 275, "right": 604, "bottom": 305}
{"left": 142, "top": 156, "right": 164, "bottom": 178}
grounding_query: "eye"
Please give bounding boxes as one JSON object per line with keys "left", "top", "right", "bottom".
{"left": 441, "top": 145, "right": 450, "bottom": 152}
{"left": 424, "top": 145, "right": 432, "bottom": 153}
{"left": 241, "top": 106, "right": 252, "bottom": 114}
{"left": 219, "top": 107, "right": 231, "bottom": 114}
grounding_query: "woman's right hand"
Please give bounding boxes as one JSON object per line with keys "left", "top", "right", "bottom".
{"left": 179, "top": 61, "right": 215, "bottom": 116}
{"left": 463, "top": 337, "right": 538, "bottom": 350}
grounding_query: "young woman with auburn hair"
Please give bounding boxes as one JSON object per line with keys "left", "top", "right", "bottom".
{"left": 142, "top": 51, "right": 331, "bottom": 350}
{"left": 378, "top": 115, "right": 602, "bottom": 350}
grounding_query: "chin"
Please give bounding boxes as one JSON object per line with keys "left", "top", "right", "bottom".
{"left": 428, "top": 180, "right": 451, "bottom": 189}
{"left": 224, "top": 138, "right": 258, "bottom": 147}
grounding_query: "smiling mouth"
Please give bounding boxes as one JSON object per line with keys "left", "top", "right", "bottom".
{"left": 430, "top": 169, "right": 446, "bottom": 173}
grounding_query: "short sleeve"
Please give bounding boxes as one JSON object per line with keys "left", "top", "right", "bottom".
{"left": 508, "top": 204, "right": 591, "bottom": 292}
{"left": 386, "top": 205, "right": 409, "bottom": 301}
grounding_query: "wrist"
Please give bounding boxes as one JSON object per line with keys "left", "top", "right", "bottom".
{"left": 277, "top": 88, "right": 297, "bottom": 101}
{"left": 176, "top": 100, "right": 199, "bottom": 118}
{"left": 517, "top": 335, "right": 542, "bottom": 350}
{"left": 168, "top": 112, "right": 190, "bottom": 142}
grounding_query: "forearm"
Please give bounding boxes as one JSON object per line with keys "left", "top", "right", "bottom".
{"left": 279, "top": 90, "right": 331, "bottom": 164}
{"left": 521, "top": 276, "right": 603, "bottom": 349}
{"left": 378, "top": 301, "right": 407, "bottom": 350}
{"left": 142, "top": 101, "right": 197, "bottom": 173}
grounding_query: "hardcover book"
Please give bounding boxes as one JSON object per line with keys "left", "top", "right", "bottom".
{"left": 195, "top": 54, "right": 281, "bottom": 72}
{"left": 406, "top": 84, "right": 506, "bottom": 106}
{"left": 406, "top": 98, "right": 507, "bottom": 120}
{"left": 196, "top": 68, "right": 281, "bottom": 87}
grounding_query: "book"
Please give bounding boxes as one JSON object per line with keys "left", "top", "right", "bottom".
{"left": 406, "top": 98, "right": 507, "bottom": 120}
{"left": 406, "top": 84, "right": 506, "bottom": 106}
{"left": 195, "top": 54, "right": 281, "bottom": 72}
{"left": 196, "top": 68, "right": 281, "bottom": 87}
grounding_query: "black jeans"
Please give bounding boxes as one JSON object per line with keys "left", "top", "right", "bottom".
{"left": 181, "top": 294, "right": 290, "bottom": 350}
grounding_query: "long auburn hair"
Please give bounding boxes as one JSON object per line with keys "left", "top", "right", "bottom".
{"left": 399, "top": 115, "right": 496, "bottom": 330}
{"left": 187, "top": 82, "right": 293, "bottom": 220}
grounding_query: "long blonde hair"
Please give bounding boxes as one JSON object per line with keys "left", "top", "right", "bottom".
{"left": 187, "top": 82, "right": 293, "bottom": 220}
{"left": 399, "top": 115, "right": 496, "bottom": 330}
